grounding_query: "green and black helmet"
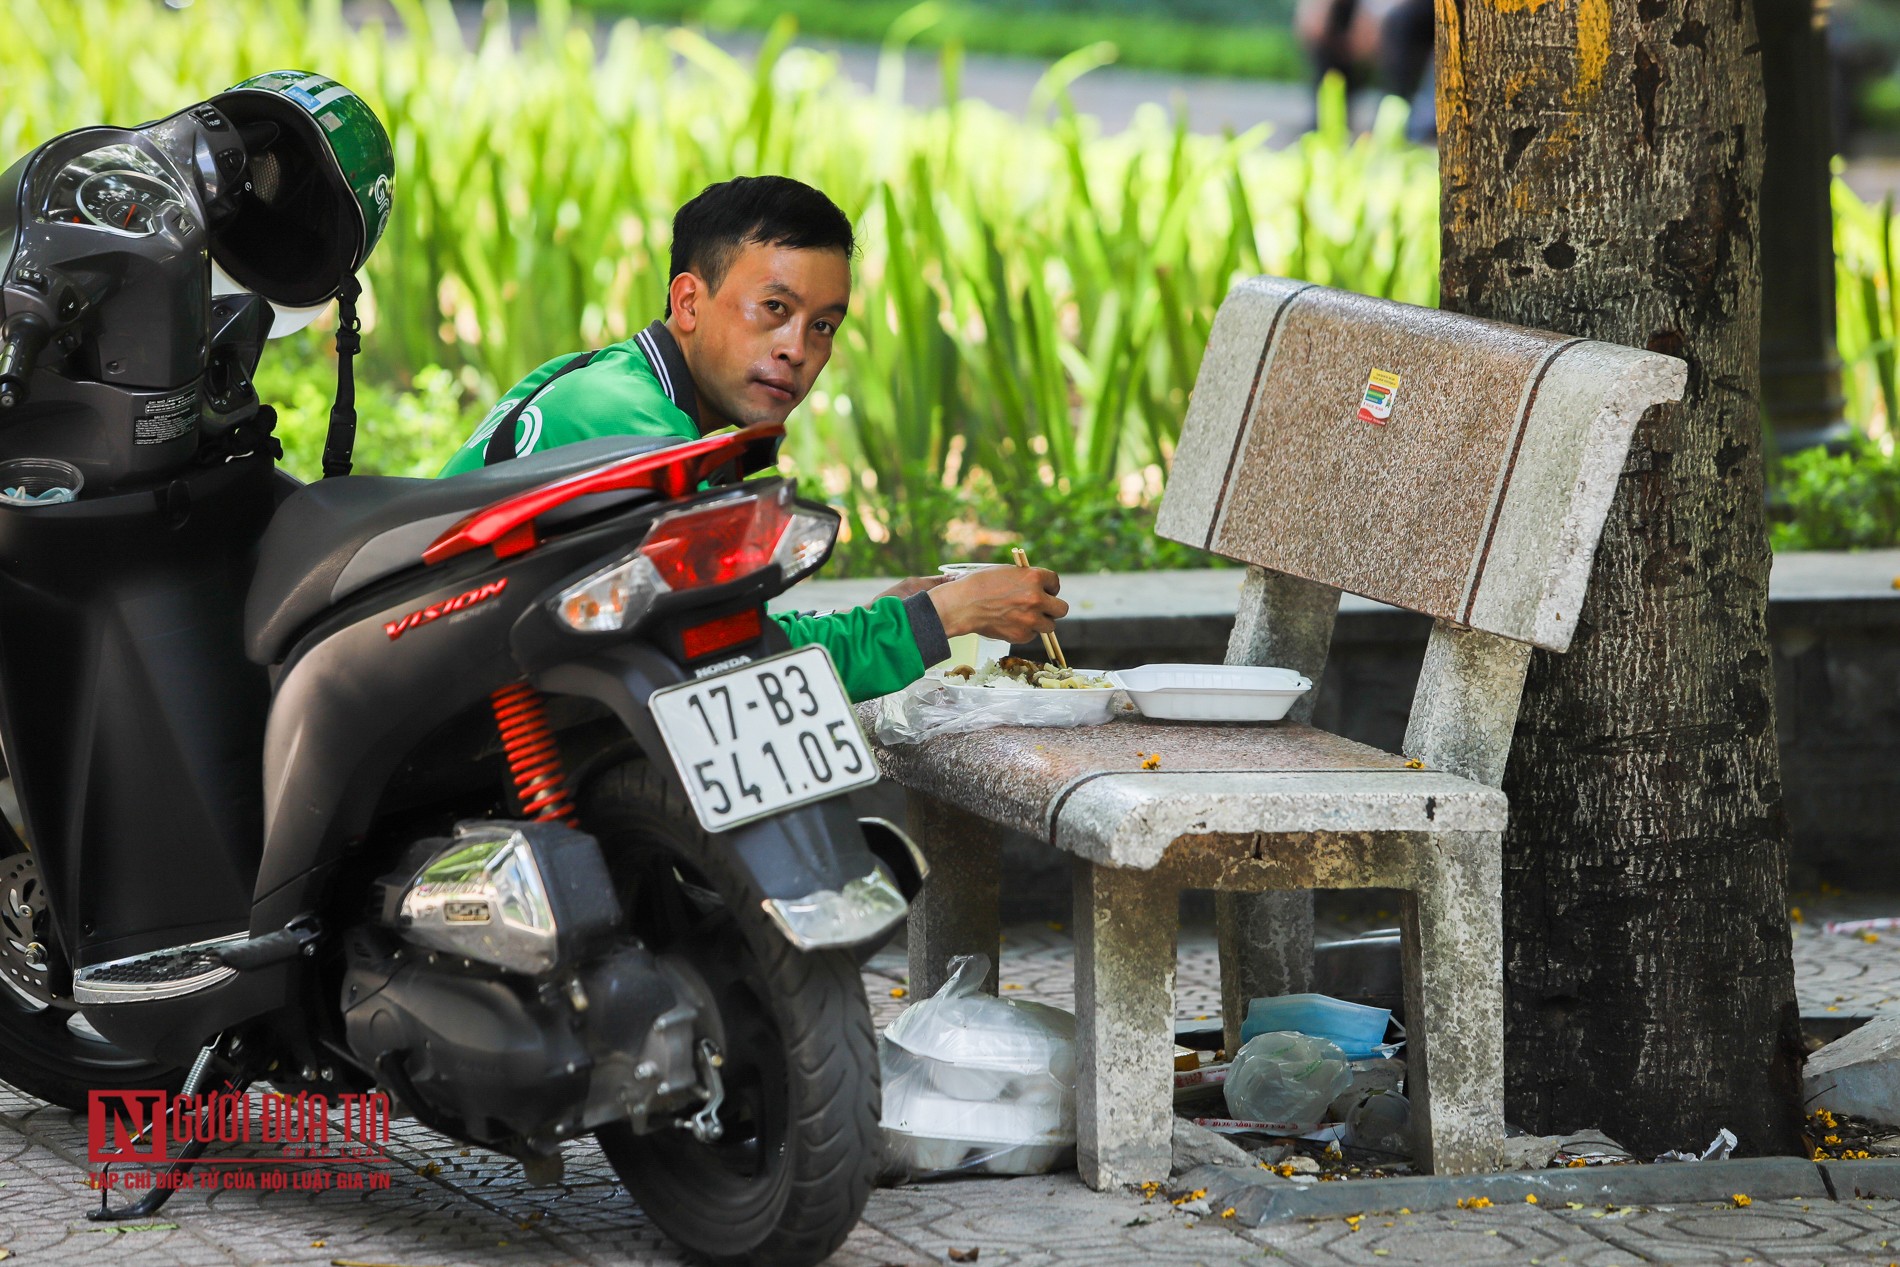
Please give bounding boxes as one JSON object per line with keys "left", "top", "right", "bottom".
{"left": 208, "top": 71, "right": 394, "bottom": 310}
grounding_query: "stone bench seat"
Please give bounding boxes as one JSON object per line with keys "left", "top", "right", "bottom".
{"left": 873, "top": 708, "right": 1515, "bottom": 1189}
{"left": 870, "top": 716, "right": 1507, "bottom": 867}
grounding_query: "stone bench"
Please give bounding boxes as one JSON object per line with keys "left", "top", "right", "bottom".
{"left": 868, "top": 277, "right": 1686, "bottom": 1189}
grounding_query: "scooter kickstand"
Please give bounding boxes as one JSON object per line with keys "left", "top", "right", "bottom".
{"left": 89, "top": 1038, "right": 248, "bottom": 1222}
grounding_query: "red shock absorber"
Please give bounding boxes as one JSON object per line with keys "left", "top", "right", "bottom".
{"left": 490, "top": 683, "right": 578, "bottom": 825}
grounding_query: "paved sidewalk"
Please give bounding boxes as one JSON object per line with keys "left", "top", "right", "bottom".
{"left": 4, "top": 900, "right": 1900, "bottom": 1266}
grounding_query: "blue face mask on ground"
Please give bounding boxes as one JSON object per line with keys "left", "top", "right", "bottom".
{"left": 1238, "top": 992, "right": 1399, "bottom": 1059}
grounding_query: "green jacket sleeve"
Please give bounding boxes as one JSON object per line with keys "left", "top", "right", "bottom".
{"left": 772, "top": 594, "right": 951, "bottom": 704}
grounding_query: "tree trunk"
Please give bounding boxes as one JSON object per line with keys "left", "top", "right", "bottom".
{"left": 1436, "top": 0, "right": 1805, "bottom": 1154}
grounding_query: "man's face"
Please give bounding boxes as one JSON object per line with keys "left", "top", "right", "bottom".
{"left": 672, "top": 241, "right": 850, "bottom": 429}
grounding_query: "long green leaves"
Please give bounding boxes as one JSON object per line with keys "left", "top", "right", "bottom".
{"left": 0, "top": 0, "right": 1438, "bottom": 569}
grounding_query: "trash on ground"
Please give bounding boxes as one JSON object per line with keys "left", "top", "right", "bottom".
{"left": 1193, "top": 1115, "right": 1317, "bottom": 1136}
{"left": 1240, "top": 993, "right": 1400, "bottom": 1059}
{"left": 1327, "top": 1056, "right": 1406, "bottom": 1121}
{"left": 1820, "top": 916, "right": 1900, "bottom": 936}
{"left": 1174, "top": 1060, "right": 1230, "bottom": 1109}
{"left": 879, "top": 954, "right": 1076, "bottom": 1179}
{"left": 1342, "top": 1089, "right": 1412, "bottom": 1160}
{"left": 1552, "top": 1129, "right": 1634, "bottom": 1166}
{"left": 1655, "top": 1127, "right": 1737, "bottom": 1163}
{"left": 1223, "top": 1030, "right": 1353, "bottom": 1131}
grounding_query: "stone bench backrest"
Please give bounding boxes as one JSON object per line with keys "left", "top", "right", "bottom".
{"left": 1156, "top": 278, "right": 1687, "bottom": 652}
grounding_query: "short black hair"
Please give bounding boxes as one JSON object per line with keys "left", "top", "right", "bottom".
{"left": 666, "top": 175, "right": 855, "bottom": 317}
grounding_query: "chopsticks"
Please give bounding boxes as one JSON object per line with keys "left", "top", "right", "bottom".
{"left": 1010, "top": 547, "right": 1068, "bottom": 669}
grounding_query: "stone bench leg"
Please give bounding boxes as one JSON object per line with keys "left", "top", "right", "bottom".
{"left": 1073, "top": 858, "right": 1178, "bottom": 1190}
{"left": 904, "top": 791, "right": 1001, "bottom": 998}
{"left": 1215, "top": 890, "right": 1314, "bottom": 1056}
{"left": 1401, "top": 830, "right": 1505, "bottom": 1174}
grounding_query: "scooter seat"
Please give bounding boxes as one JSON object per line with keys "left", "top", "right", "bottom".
{"left": 245, "top": 436, "right": 681, "bottom": 665}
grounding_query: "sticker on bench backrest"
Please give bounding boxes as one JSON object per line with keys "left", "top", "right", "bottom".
{"left": 1357, "top": 368, "right": 1402, "bottom": 425}
{"left": 1157, "top": 278, "right": 1686, "bottom": 652}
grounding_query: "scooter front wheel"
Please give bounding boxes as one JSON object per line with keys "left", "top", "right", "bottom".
{"left": 0, "top": 847, "right": 186, "bottom": 1109}
{"left": 583, "top": 757, "right": 879, "bottom": 1267}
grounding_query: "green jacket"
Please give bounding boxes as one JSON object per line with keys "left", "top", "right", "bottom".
{"left": 439, "top": 321, "right": 948, "bottom": 701}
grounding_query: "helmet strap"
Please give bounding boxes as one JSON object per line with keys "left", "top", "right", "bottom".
{"left": 321, "top": 276, "right": 363, "bottom": 479}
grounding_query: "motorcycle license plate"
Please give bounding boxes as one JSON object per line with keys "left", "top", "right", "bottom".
{"left": 648, "top": 645, "right": 878, "bottom": 832}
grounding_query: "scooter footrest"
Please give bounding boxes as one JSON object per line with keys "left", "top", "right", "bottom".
{"left": 73, "top": 934, "right": 247, "bottom": 1004}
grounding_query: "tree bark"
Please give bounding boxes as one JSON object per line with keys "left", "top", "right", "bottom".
{"left": 1436, "top": 0, "right": 1805, "bottom": 1154}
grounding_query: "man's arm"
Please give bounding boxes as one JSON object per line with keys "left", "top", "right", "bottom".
{"left": 776, "top": 567, "right": 1066, "bottom": 703}
{"left": 773, "top": 593, "right": 949, "bottom": 704}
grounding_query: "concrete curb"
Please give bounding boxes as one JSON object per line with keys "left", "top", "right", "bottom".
{"left": 1171, "top": 1157, "right": 1836, "bottom": 1226}
{"left": 1821, "top": 1158, "right": 1900, "bottom": 1200}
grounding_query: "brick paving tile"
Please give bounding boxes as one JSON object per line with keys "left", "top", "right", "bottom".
{"left": 1547, "top": 1197, "right": 1900, "bottom": 1265}
{"left": 1240, "top": 1205, "right": 1637, "bottom": 1266}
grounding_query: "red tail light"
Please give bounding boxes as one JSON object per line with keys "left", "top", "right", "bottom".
{"left": 640, "top": 492, "right": 790, "bottom": 590}
{"left": 680, "top": 607, "right": 765, "bottom": 660}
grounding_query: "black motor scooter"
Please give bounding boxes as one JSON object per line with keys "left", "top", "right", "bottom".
{"left": 0, "top": 78, "right": 915, "bottom": 1267}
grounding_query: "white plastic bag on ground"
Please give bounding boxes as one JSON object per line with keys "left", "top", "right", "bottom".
{"left": 879, "top": 954, "right": 1077, "bottom": 1178}
{"left": 1223, "top": 1030, "right": 1353, "bottom": 1133}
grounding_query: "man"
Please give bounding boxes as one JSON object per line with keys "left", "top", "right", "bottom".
{"left": 441, "top": 175, "right": 1066, "bottom": 702}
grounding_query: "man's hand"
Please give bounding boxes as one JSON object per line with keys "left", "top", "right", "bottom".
{"left": 929, "top": 566, "right": 1068, "bottom": 644}
{"left": 870, "top": 575, "right": 950, "bottom": 602}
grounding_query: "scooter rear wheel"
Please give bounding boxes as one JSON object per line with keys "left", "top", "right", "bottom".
{"left": 0, "top": 845, "right": 186, "bottom": 1110}
{"left": 585, "top": 759, "right": 881, "bottom": 1267}
{"left": 584, "top": 757, "right": 879, "bottom": 1267}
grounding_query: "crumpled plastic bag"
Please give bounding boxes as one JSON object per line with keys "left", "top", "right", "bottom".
{"left": 1223, "top": 1030, "right": 1353, "bottom": 1133}
{"left": 1343, "top": 1089, "right": 1412, "bottom": 1159}
{"left": 879, "top": 954, "right": 1077, "bottom": 1178}
{"left": 873, "top": 677, "right": 1121, "bottom": 745}
{"left": 1656, "top": 1128, "right": 1737, "bottom": 1163}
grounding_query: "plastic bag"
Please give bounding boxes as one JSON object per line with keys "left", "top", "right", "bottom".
{"left": 879, "top": 954, "right": 1077, "bottom": 1178}
{"left": 1223, "top": 1030, "right": 1353, "bottom": 1132}
{"left": 1343, "top": 1089, "right": 1412, "bottom": 1159}
{"left": 873, "top": 677, "right": 1121, "bottom": 745}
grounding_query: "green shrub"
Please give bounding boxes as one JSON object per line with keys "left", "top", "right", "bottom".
{"left": 579, "top": 0, "right": 1306, "bottom": 81}
{"left": 1771, "top": 436, "right": 1900, "bottom": 552}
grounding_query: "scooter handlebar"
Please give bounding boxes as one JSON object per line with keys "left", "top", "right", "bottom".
{"left": 0, "top": 315, "right": 52, "bottom": 410}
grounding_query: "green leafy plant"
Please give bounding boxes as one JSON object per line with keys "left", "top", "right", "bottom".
{"left": 1771, "top": 435, "right": 1900, "bottom": 552}
{"left": 577, "top": 0, "right": 1306, "bottom": 81}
